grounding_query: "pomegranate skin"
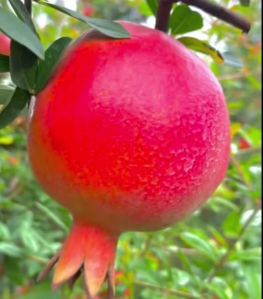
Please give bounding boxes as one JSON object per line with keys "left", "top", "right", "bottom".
{"left": 0, "top": 34, "right": 11, "bottom": 56}
{"left": 28, "top": 22, "right": 230, "bottom": 232}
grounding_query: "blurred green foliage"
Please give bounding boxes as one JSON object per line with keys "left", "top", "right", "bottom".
{"left": 0, "top": 0, "right": 261, "bottom": 298}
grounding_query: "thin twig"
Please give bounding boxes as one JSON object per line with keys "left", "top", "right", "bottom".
{"left": 218, "top": 72, "right": 250, "bottom": 82}
{"left": 37, "top": 252, "right": 60, "bottom": 282}
{"left": 155, "top": 0, "right": 251, "bottom": 33}
{"left": 135, "top": 280, "right": 206, "bottom": 299}
{"left": 231, "top": 155, "right": 252, "bottom": 191}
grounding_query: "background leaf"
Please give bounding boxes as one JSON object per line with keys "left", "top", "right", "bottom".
{"left": 239, "top": 0, "right": 251, "bottom": 7}
{"left": 36, "top": 37, "right": 72, "bottom": 93}
{"left": 170, "top": 4, "right": 203, "bottom": 35}
{"left": 0, "top": 242, "right": 23, "bottom": 257}
{"left": 0, "top": 54, "right": 9, "bottom": 73}
{"left": 181, "top": 232, "right": 218, "bottom": 262}
{"left": 145, "top": 0, "right": 159, "bottom": 15}
{"left": 0, "top": 85, "right": 14, "bottom": 105}
{"left": 37, "top": 1, "right": 130, "bottom": 39}
{"left": 0, "top": 8, "right": 44, "bottom": 59}
{"left": 178, "top": 37, "right": 224, "bottom": 64}
{"left": 0, "top": 87, "right": 30, "bottom": 129}
{"left": 10, "top": 41, "right": 39, "bottom": 93}
{"left": 8, "top": 0, "right": 37, "bottom": 32}
{"left": 221, "top": 51, "right": 244, "bottom": 68}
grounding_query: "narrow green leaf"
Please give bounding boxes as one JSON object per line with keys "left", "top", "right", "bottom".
{"left": 244, "top": 265, "right": 261, "bottom": 299}
{"left": 145, "top": 0, "right": 159, "bottom": 15}
{"left": 0, "top": 54, "right": 9, "bottom": 72}
{"left": 8, "top": 0, "right": 37, "bottom": 32}
{"left": 206, "top": 278, "right": 232, "bottom": 299}
{"left": 0, "top": 242, "right": 23, "bottom": 257}
{"left": 37, "top": 1, "right": 130, "bottom": 39}
{"left": 170, "top": 4, "right": 203, "bottom": 35}
{"left": 221, "top": 51, "right": 244, "bottom": 68}
{"left": 0, "top": 223, "right": 10, "bottom": 240}
{"left": 36, "top": 37, "right": 72, "bottom": 93}
{"left": 21, "top": 230, "right": 40, "bottom": 252}
{"left": 181, "top": 232, "right": 218, "bottom": 262}
{"left": 178, "top": 37, "right": 224, "bottom": 64}
{"left": 0, "top": 85, "right": 15, "bottom": 105}
{"left": 0, "top": 87, "right": 30, "bottom": 129}
{"left": 230, "top": 248, "right": 262, "bottom": 262}
{"left": 35, "top": 202, "right": 69, "bottom": 232}
{"left": 0, "top": 8, "right": 44, "bottom": 59}
{"left": 10, "top": 41, "right": 39, "bottom": 93}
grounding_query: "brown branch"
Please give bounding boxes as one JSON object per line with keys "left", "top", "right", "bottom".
{"left": 24, "top": 0, "right": 32, "bottom": 15}
{"left": 155, "top": 0, "right": 251, "bottom": 33}
{"left": 155, "top": 0, "right": 175, "bottom": 32}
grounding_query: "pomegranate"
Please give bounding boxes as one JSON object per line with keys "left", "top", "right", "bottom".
{"left": 0, "top": 34, "right": 11, "bottom": 56}
{"left": 28, "top": 22, "right": 230, "bottom": 297}
{"left": 83, "top": 4, "right": 95, "bottom": 17}
{"left": 239, "top": 137, "right": 251, "bottom": 150}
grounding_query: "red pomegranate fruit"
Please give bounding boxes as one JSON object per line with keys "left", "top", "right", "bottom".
{"left": 28, "top": 22, "right": 230, "bottom": 297}
{"left": 83, "top": 4, "right": 95, "bottom": 17}
{"left": 0, "top": 34, "right": 11, "bottom": 56}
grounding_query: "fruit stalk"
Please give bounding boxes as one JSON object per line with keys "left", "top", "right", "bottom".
{"left": 156, "top": 0, "right": 251, "bottom": 33}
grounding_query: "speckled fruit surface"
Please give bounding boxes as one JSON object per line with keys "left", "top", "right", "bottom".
{"left": 28, "top": 22, "right": 230, "bottom": 295}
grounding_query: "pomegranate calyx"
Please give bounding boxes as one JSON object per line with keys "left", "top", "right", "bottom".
{"left": 38, "top": 222, "right": 119, "bottom": 298}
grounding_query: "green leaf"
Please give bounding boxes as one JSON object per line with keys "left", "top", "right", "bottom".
{"left": 20, "top": 283, "right": 60, "bottom": 299}
{"left": 181, "top": 232, "right": 218, "bottom": 262}
{"left": 0, "top": 7, "right": 44, "bottom": 59}
{"left": 36, "top": 37, "right": 72, "bottom": 93}
{"left": 0, "top": 54, "right": 9, "bottom": 72}
{"left": 10, "top": 41, "right": 39, "bottom": 93}
{"left": 0, "top": 242, "right": 23, "bottom": 257}
{"left": 0, "top": 223, "right": 10, "bottom": 240}
{"left": 170, "top": 4, "right": 203, "bottom": 35}
{"left": 221, "top": 51, "right": 244, "bottom": 68}
{"left": 206, "top": 277, "right": 232, "bottom": 299}
{"left": 239, "top": 0, "right": 250, "bottom": 6}
{"left": 145, "top": 0, "right": 159, "bottom": 15}
{"left": 230, "top": 248, "right": 262, "bottom": 262}
{"left": 223, "top": 211, "right": 242, "bottom": 238}
{"left": 244, "top": 265, "right": 261, "bottom": 299}
{"left": 0, "top": 87, "right": 30, "bottom": 129}
{"left": 178, "top": 37, "right": 224, "bottom": 64}
{"left": 35, "top": 202, "right": 69, "bottom": 232}
{"left": 37, "top": 1, "right": 130, "bottom": 39}
{"left": 8, "top": 0, "right": 37, "bottom": 32}
{"left": 0, "top": 85, "right": 14, "bottom": 105}
{"left": 21, "top": 230, "right": 40, "bottom": 252}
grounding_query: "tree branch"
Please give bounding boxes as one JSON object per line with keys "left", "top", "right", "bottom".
{"left": 155, "top": 0, "right": 251, "bottom": 33}
{"left": 155, "top": 0, "right": 174, "bottom": 32}
{"left": 24, "top": 0, "right": 32, "bottom": 16}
